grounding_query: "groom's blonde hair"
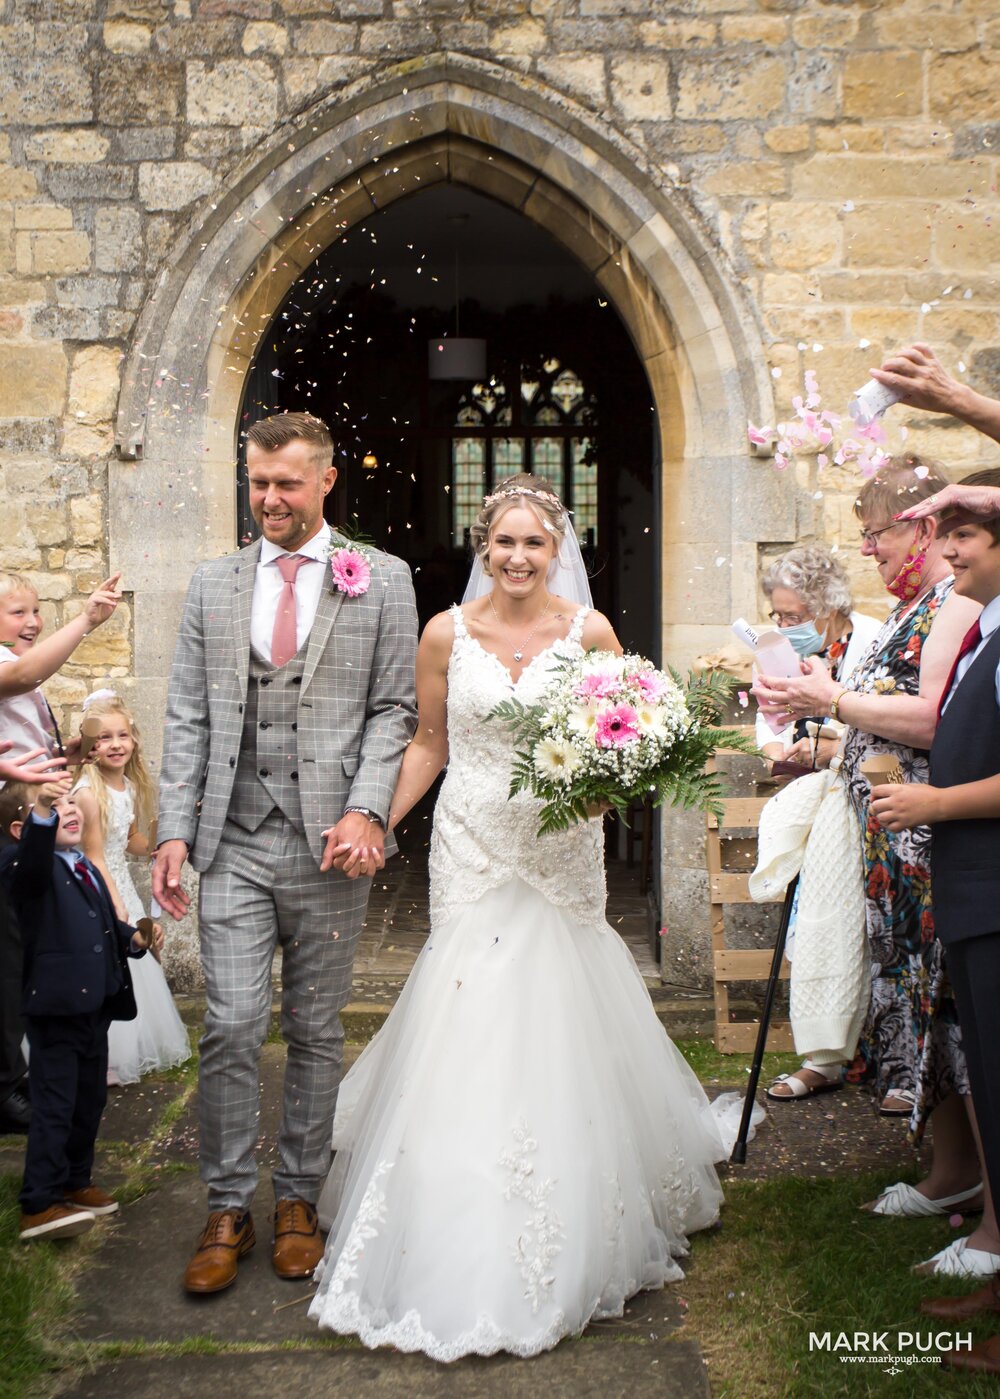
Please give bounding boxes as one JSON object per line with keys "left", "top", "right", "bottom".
{"left": 245, "top": 413, "right": 334, "bottom": 470}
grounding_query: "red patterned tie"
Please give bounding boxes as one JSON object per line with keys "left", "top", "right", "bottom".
{"left": 271, "top": 554, "right": 309, "bottom": 668}
{"left": 937, "top": 619, "right": 983, "bottom": 721}
{"left": 74, "top": 858, "right": 98, "bottom": 892}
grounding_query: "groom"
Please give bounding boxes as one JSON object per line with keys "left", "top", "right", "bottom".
{"left": 153, "top": 413, "right": 417, "bottom": 1293}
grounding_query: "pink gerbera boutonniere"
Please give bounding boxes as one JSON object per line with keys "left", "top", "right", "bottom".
{"left": 328, "top": 545, "right": 372, "bottom": 597}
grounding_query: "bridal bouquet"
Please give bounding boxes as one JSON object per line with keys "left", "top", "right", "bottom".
{"left": 490, "top": 651, "right": 753, "bottom": 836}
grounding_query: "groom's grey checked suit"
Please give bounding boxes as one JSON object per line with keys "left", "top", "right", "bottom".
{"left": 159, "top": 532, "right": 417, "bottom": 1210}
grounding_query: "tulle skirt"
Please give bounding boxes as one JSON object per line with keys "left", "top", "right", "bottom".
{"left": 309, "top": 877, "right": 730, "bottom": 1362}
{"left": 107, "top": 954, "right": 191, "bottom": 1084}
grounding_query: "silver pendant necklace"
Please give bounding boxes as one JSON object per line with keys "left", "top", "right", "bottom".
{"left": 488, "top": 591, "right": 552, "bottom": 662}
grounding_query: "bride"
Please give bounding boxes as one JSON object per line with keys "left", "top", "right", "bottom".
{"left": 309, "top": 474, "right": 728, "bottom": 1361}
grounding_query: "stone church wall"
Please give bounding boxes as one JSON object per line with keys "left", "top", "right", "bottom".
{"left": 1, "top": 0, "right": 997, "bottom": 987}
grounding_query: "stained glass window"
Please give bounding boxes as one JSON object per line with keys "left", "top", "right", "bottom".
{"left": 572, "top": 438, "right": 598, "bottom": 546}
{"left": 452, "top": 439, "right": 485, "bottom": 546}
{"left": 494, "top": 437, "right": 525, "bottom": 476}
{"left": 450, "top": 363, "right": 597, "bottom": 547}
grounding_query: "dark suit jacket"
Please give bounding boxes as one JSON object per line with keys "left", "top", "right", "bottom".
{"left": 0, "top": 813, "right": 143, "bottom": 1020}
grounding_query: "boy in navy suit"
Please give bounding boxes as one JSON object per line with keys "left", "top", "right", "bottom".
{"left": 0, "top": 776, "right": 157, "bottom": 1242}
{"left": 872, "top": 467, "right": 1000, "bottom": 1373}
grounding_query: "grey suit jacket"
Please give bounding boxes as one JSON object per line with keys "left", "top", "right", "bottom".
{"left": 159, "top": 536, "right": 418, "bottom": 872}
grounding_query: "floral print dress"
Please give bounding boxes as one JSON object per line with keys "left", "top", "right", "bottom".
{"left": 841, "top": 577, "right": 968, "bottom": 1138}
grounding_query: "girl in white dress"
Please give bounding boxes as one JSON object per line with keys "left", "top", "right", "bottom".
{"left": 309, "top": 477, "right": 729, "bottom": 1361}
{"left": 73, "top": 691, "right": 190, "bottom": 1085}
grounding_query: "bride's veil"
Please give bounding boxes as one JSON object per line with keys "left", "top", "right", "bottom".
{"left": 461, "top": 507, "right": 594, "bottom": 608}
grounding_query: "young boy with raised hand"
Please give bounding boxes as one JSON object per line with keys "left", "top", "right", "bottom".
{"left": 871, "top": 467, "right": 1000, "bottom": 1375}
{"left": 0, "top": 568, "right": 122, "bottom": 1137}
{"left": 0, "top": 776, "right": 158, "bottom": 1242}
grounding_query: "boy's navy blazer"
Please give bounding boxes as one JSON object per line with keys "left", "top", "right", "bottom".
{"left": 0, "top": 812, "right": 143, "bottom": 1020}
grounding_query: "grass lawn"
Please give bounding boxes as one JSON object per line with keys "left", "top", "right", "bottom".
{"left": 2, "top": 1039, "right": 998, "bottom": 1397}
{"left": 682, "top": 1172, "right": 1000, "bottom": 1397}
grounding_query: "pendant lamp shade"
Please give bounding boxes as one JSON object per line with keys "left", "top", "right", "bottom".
{"left": 428, "top": 337, "right": 487, "bottom": 381}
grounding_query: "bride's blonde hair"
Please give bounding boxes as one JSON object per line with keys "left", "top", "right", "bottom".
{"left": 469, "top": 474, "right": 567, "bottom": 576}
{"left": 73, "top": 691, "right": 156, "bottom": 838}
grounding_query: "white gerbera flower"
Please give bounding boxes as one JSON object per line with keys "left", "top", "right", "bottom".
{"left": 534, "top": 736, "right": 582, "bottom": 785}
{"left": 635, "top": 704, "right": 670, "bottom": 739}
{"left": 566, "top": 704, "right": 599, "bottom": 739}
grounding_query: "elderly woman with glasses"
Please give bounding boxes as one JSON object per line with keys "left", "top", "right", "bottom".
{"left": 756, "top": 544, "right": 881, "bottom": 766}
{"left": 756, "top": 458, "right": 1000, "bottom": 1276}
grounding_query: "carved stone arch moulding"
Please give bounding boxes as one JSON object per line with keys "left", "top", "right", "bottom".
{"left": 111, "top": 52, "right": 775, "bottom": 673}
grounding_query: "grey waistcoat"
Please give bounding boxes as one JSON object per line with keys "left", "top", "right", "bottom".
{"left": 228, "top": 645, "right": 306, "bottom": 834}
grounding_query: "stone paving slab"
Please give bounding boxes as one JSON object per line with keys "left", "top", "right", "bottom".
{"left": 73, "top": 1170, "right": 690, "bottom": 1349}
{"left": 99, "top": 1072, "right": 192, "bottom": 1148}
{"left": 730, "top": 1080, "right": 926, "bottom": 1183}
{"left": 57, "top": 1342, "right": 710, "bottom": 1399}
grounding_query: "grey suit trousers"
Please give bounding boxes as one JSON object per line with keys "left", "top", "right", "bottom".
{"left": 197, "top": 814, "right": 370, "bottom": 1210}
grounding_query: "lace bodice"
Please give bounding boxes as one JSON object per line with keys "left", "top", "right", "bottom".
{"left": 429, "top": 604, "right": 606, "bottom": 925}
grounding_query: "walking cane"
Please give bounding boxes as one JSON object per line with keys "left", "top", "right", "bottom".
{"left": 729, "top": 873, "right": 798, "bottom": 1165}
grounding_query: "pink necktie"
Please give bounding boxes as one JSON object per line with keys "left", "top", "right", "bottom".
{"left": 271, "top": 554, "right": 310, "bottom": 668}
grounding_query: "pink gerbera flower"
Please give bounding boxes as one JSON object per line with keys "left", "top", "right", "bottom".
{"left": 329, "top": 547, "right": 371, "bottom": 597}
{"left": 633, "top": 671, "right": 669, "bottom": 702}
{"left": 594, "top": 703, "right": 640, "bottom": 748}
{"left": 575, "top": 669, "right": 621, "bottom": 701}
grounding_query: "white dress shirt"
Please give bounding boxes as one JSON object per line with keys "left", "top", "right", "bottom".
{"left": 941, "top": 592, "right": 1000, "bottom": 715}
{"left": 249, "top": 522, "right": 331, "bottom": 665}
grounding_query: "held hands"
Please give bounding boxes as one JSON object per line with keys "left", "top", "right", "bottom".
{"left": 869, "top": 782, "right": 941, "bottom": 832}
{"left": 321, "top": 811, "right": 386, "bottom": 879}
{"left": 152, "top": 839, "right": 191, "bottom": 921}
{"left": 82, "top": 573, "right": 123, "bottom": 631}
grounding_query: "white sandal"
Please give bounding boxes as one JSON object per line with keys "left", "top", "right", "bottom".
{"left": 766, "top": 1059, "right": 843, "bottom": 1102}
{"left": 912, "top": 1236, "right": 1000, "bottom": 1278}
{"left": 861, "top": 1181, "right": 983, "bottom": 1217}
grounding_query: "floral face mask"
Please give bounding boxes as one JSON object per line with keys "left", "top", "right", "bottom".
{"left": 886, "top": 528, "right": 928, "bottom": 602}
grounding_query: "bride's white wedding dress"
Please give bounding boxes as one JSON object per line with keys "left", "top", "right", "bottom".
{"left": 309, "top": 605, "right": 729, "bottom": 1361}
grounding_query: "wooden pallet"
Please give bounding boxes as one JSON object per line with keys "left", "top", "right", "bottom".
{"left": 707, "top": 738, "right": 794, "bottom": 1054}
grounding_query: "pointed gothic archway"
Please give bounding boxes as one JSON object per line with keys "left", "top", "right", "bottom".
{"left": 111, "top": 53, "right": 785, "bottom": 969}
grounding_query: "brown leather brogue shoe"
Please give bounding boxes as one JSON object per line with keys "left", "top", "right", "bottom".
{"left": 183, "top": 1209, "right": 255, "bottom": 1294}
{"left": 921, "top": 1277, "right": 1000, "bottom": 1320}
{"left": 272, "top": 1197, "right": 323, "bottom": 1280}
{"left": 942, "top": 1333, "right": 1000, "bottom": 1374}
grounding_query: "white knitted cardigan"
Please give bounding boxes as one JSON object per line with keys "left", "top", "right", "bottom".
{"left": 749, "top": 760, "right": 870, "bottom": 1061}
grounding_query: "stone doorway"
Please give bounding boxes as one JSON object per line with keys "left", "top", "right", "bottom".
{"left": 236, "top": 180, "right": 661, "bottom": 955}
{"left": 110, "top": 55, "right": 775, "bottom": 989}
{"left": 236, "top": 183, "right": 658, "bottom": 656}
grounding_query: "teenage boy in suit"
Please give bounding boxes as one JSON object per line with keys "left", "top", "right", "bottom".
{"left": 0, "top": 777, "right": 157, "bottom": 1241}
{"left": 871, "top": 467, "right": 1000, "bottom": 1374}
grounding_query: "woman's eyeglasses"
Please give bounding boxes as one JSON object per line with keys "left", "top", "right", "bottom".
{"left": 858, "top": 522, "right": 902, "bottom": 547}
{"left": 768, "top": 611, "right": 809, "bottom": 626}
